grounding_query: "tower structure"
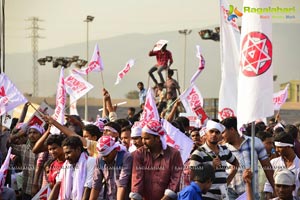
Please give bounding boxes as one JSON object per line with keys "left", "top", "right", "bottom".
{"left": 26, "top": 17, "right": 44, "bottom": 96}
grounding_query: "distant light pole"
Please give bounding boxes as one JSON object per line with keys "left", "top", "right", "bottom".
{"left": 84, "top": 15, "right": 94, "bottom": 121}
{"left": 178, "top": 29, "right": 192, "bottom": 89}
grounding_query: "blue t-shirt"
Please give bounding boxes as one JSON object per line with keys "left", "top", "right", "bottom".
{"left": 178, "top": 181, "right": 203, "bottom": 200}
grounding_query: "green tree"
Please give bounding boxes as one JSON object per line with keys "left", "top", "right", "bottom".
{"left": 125, "top": 90, "right": 139, "bottom": 99}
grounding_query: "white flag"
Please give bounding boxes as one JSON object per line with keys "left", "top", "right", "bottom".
{"left": 162, "top": 119, "right": 194, "bottom": 162}
{"left": 65, "top": 73, "right": 94, "bottom": 104}
{"left": 69, "top": 95, "right": 79, "bottom": 116}
{"left": 0, "top": 74, "right": 27, "bottom": 116}
{"left": 115, "top": 59, "right": 135, "bottom": 85}
{"left": 179, "top": 84, "right": 208, "bottom": 125}
{"left": 32, "top": 184, "right": 50, "bottom": 200}
{"left": 139, "top": 88, "right": 160, "bottom": 128}
{"left": 51, "top": 68, "right": 67, "bottom": 134}
{"left": 237, "top": 0, "right": 273, "bottom": 129}
{"left": 190, "top": 45, "right": 205, "bottom": 84}
{"left": 0, "top": 147, "right": 11, "bottom": 192}
{"left": 273, "top": 84, "right": 289, "bottom": 111}
{"left": 218, "top": 0, "right": 241, "bottom": 120}
{"left": 72, "top": 44, "right": 104, "bottom": 75}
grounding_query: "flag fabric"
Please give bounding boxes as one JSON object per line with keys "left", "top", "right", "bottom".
{"left": 139, "top": 88, "right": 160, "bottom": 128}
{"left": 190, "top": 45, "right": 205, "bottom": 84}
{"left": 69, "top": 95, "right": 79, "bottom": 116}
{"left": 218, "top": 0, "right": 241, "bottom": 120}
{"left": 179, "top": 83, "right": 208, "bottom": 126}
{"left": 72, "top": 44, "right": 104, "bottom": 75}
{"left": 27, "top": 101, "right": 54, "bottom": 127}
{"left": 237, "top": 0, "right": 273, "bottom": 129}
{"left": 0, "top": 147, "right": 12, "bottom": 192}
{"left": 162, "top": 119, "right": 194, "bottom": 162}
{"left": 65, "top": 73, "right": 94, "bottom": 104}
{"left": 115, "top": 59, "right": 135, "bottom": 85}
{"left": 0, "top": 73, "right": 27, "bottom": 116}
{"left": 51, "top": 68, "right": 67, "bottom": 134}
{"left": 31, "top": 184, "right": 51, "bottom": 200}
{"left": 273, "top": 84, "right": 289, "bottom": 111}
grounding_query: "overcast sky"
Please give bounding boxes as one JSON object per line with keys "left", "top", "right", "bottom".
{"left": 5, "top": 0, "right": 299, "bottom": 54}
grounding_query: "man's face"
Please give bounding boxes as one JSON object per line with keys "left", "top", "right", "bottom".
{"left": 28, "top": 128, "right": 41, "bottom": 143}
{"left": 263, "top": 137, "right": 274, "bottom": 155}
{"left": 275, "top": 146, "right": 289, "bottom": 157}
{"left": 202, "top": 179, "right": 213, "bottom": 194}
{"left": 120, "top": 130, "right": 131, "bottom": 150}
{"left": 63, "top": 146, "right": 81, "bottom": 165}
{"left": 275, "top": 184, "right": 295, "bottom": 200}
{"left": 83, "top": 130, "right": 97, "bottom": 141}
{"left": 102, "top": 149, "right": 117, "bottom": 164}
{"left": 142, "top": 132, "right": 159, "bottom": 150}
{"left": 131, "top": 137, "right": 143, "bottom": 149}
{"left": 190, "top": 131, "right": 200, "bottom": 144}
{"left": 137, "top": 84, "right": 143, "bottom": 90}
{"left": 221, "top": 127, "right": 233, "bottom": 144}
{"left": 206, "top": 129, "right": 221, "bottom": 145}
{"left": 48, "top": 144, "right": 64, "bottom": 160}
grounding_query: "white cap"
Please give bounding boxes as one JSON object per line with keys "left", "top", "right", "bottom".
{"left": 274, "top": 169, "right": 295, "bottom": 186}
{"left": 131, "top": 127, "right": 142, "bottom": 137}
{"left": 206, "top": 120, "right": 225, "bottom": 133}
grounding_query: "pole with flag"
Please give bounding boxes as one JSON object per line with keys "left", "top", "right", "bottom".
{"left": 237, "top": 0, "right": 273, "bottom": 197}
{"left": 218, "top": 0, "right": 241, "bottom": 120}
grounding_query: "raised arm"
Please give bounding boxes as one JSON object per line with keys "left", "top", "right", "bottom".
{"left": 32, "top": 125, "right": 51, "bottom": 153}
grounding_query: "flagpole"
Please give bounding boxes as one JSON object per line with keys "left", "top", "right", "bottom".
{"left": 28, "top": 102, "right": 45, "bottom": 117}
{"left": 251, "top": 121, "right": 255, "bottom": 197}
{"left": 100, "top": 71, "right": 105, "bottom": 88}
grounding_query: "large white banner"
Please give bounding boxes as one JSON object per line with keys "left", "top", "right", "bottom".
{"left": 218, "top": 0, "right": 241, "bottom": 120}
{"left": 0, "top": 73, "right": 27, "bottom": 116}
{"left": 237, "top": 0, "right": 273, "bottom": 128}
{"left": 51, "top": 68, "right": 67, "bottom": 134}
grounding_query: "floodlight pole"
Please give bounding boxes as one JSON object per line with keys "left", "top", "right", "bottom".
{"left": 84, "top": 16, "right": 94, "bottom": 122}
{"left": 178, "top": 29, "right": 192, "bottom": 89}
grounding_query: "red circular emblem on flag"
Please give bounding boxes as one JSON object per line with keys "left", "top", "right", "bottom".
{"left": 219, "top": 108, "right": 235, "bottom": 120}
{"left": 240, "top": 32, "right": 272, "bottom": 77}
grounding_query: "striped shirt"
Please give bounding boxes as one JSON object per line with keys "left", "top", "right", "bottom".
{"left": 190, "top": 142, "right": 236, "bottom": 200}
{"left": 225, "top": 136, "right": 268, "bottom": 197}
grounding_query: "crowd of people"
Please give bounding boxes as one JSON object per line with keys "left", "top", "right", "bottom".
{"left": 0, "top": 82, "right": 299, "bottom": 200}
{"left": 0, "top": 43, "right": 299, "bottom": 200}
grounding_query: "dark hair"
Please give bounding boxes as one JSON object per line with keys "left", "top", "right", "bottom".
{"left": 168, "top": 69, "right": 174, "bottom": 76}
{"left": 256, "top": 121, "right": 267, "bottom": 132}
{"left": 62, "top": 136, "right": 83, "bottom": 151}
{"left": 44, "top": 158, "right": 55, "bottom": 170}
{"left": 114, "top": 119, "right": 131, "bottom": 129}
{"left": 190, "top": 163, "right": 215, "bottom": 183}
{"left": 171, "top": 121, "right": 185, "bottom": 133}
{"left": 84, "top": 124, "right": 102, "bottom": 140}
{"left": 121, "top": 125, "right": 132, "bottom": 133}
{"left": 285, "top": 124, "right": 298, "bottom": 139}
{"left": 176, "top": 116, "right": 190, "bottom": 129}
{"left": 274, "top": 131, "right": 294, "bottom": 145}
{"left": 46, "top": 134, "right": 67, "bottom": 146}
{"left": 105, "top": 121, "right": 122, "bottom": 134}
{"left": 128, "top": 107, "right": 136, "bottom": 114}
{"left": 256, "top": 131, "right": 273, "bottom": 142}
{"left": 221, "top": 117, "right": 237, "bottom": 131}
{"left": 137, "top": 82, "right": 144, "bottom": 86}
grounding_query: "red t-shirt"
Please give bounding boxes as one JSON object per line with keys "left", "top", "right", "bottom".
{"left": 48, "top": 160, "right": 64, "bottom": 186}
